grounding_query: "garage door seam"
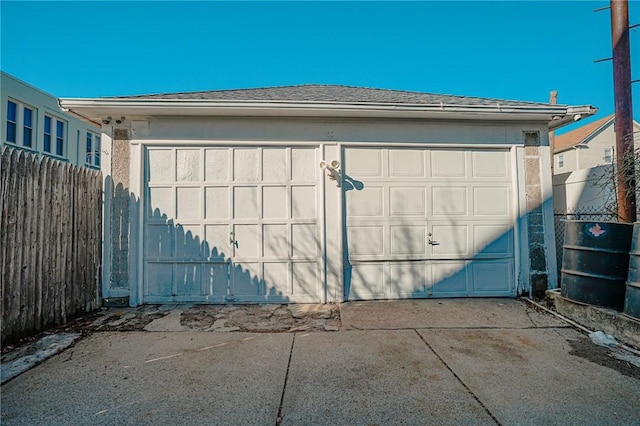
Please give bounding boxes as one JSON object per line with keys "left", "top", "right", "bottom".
{"left": 275, "top": 333, "right": 296, "bottom": 426}
{"left": 414, "top": 329, "right": 501, "bottom": 425}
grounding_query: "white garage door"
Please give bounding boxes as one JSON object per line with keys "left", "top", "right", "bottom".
{"left": 144, "top": 146, "right": 321, "bottom": 303}
{"left": 344, "top": 147, "right": 515, "bottom": 300}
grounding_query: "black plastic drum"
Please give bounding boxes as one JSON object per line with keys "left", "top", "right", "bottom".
{"left": 561, "top": 220, "right": 633, "bottom": 310}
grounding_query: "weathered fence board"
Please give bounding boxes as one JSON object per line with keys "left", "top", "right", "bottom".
{"left": 1, "top": 147, "right": 102, "bottom": 345}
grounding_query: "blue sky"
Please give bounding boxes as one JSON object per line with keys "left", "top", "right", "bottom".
{"left": 1, "top": 1, "right": 639, "bottom": 133}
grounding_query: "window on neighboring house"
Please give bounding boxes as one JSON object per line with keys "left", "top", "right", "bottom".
{"left": 6, "top": 99, "right": 36, "bottom": 148}
{"left": 604, "top": 148, "right": 613, "bottom": 164}
{"left": 44, "top": 115, "right": 66, "bottom": 157}
{"left": 558, "top": 154, "right": 564, "bottom": 168}
{"left": 6, "top": 100, "right": 17, "bottom": 143}
{"left": 23, "top": 106, "right": 33, "bottom": 147}
{"left": 43, "top": 116, "right": 52, "bottom": 152}
{"left": 85, "top": 131, "right": 101, "bottom": 167}
{"left": 55, "top": 119, "right": 65, "bottom": 156}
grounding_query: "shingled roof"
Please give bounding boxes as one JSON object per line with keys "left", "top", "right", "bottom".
{"left": 554, "top": 114, "right": 614, "bottom": 153}
{"left": 106, "top": 84, "right": 559, "bottom": 108}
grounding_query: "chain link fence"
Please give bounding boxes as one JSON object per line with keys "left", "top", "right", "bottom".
{"left": 553, "top": 207, "right": 617, "bottom": 286}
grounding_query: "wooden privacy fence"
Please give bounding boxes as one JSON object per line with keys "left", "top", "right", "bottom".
{"left": 1, "top": 147, "right": 102, "bottom": 345}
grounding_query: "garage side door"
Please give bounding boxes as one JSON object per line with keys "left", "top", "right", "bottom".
{"left": 144, "top": 146, "right": 321, "bottom": 303}
{"left": 344, "top": 147, "right": 515, "bottom": 300}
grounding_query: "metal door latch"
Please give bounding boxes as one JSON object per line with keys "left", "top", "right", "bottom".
{"left": 428, "top": 240, "right": 440, "bottom": 245}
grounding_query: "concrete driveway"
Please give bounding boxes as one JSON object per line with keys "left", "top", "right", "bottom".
{"left": 2, "top": 299, "right": 639, "bottom": 425}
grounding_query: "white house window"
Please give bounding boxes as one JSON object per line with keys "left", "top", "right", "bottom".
{"left": 23, "top": 106, "right": 33, "bottom": 148}
{"left": 604, "top": 148, "right": 613, "bottom": 164}
{"left": 5, "top": 99, "right": 36, "bottom": 148}
{"left": 43, "top": 116, "right": 52, "bottom": 152}
{"left": 6, "top": 100, "right": 17, "bottom": 143}
{"left": 55, "top": 119, "right": 65, "bottom": 156}
{"left": 43, "top": 114, "right": 66, "bottom": 157}
{"left": 558, "top": 154, "right": 564, "bottom": 168}
{"left": 85, "top": 131, "right": 101, "bottom": 167}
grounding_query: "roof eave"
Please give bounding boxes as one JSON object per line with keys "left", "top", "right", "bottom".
{"left": 58, "top": 98, "right": 597, "bottom": 126}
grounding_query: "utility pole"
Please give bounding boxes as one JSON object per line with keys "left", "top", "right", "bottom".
{"left": 549, "top": 90, "right": 558, "bottom": 176}
{"left": 611, "top": 0, "right": 636, "bottom": 222}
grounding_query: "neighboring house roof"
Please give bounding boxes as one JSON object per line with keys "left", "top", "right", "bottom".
{"left": 554, "top": 114, "right": 615, "bottom": 153}
{"left": 106, "top": 84, "right": 555, "bottom": 107}
{"left": 59, "top": 84, "right": 597, "bottom": 130}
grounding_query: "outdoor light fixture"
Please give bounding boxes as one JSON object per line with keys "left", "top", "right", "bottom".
{"left": 320, "top": 160, "right": 341, "bottom": 186}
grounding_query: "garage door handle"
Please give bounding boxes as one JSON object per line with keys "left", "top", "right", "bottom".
{"left": 428, "top": 240, "right": 440, "bottom": 246}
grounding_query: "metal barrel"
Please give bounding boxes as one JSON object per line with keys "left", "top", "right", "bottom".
{"left": 561, "top": 220, "right": 633, "bottom": 310}
{"left": 624, "top": 223, "right": 640, "bottom": 319}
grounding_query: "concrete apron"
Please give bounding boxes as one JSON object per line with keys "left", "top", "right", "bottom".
{"left": 2, "top": 299, "right": 640, "bottom": 426}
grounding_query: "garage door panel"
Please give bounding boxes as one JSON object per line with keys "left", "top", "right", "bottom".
{"left": 234, "top": 225, "right": 259, "bottom": 258}
{"left": 431, "top": 224, "right": 469, "bottom": 257}
{"left": 292, "top": 186, "right": 316, "bottom": 219}
{"left": 471, "top": 260, "right": 513, "bottom": 294}
{"left": 204, "top": 224, "right": 231, "bottom": 258}
{"left": 390, "top": 187, "right": 425, "bottom": 216}
{"left": 472, "top": 151, "right": 508, "bottom": 178}
{"left": 349, "top": 263, "right": 387, "bottom": 299}
{"left": 389, "top": 262, "right": 428, "bottom": 296}
{"left": 233, "top": 149, "right": 259, "bottom": 181}
{"left": 205, "top": 149, "right": 229, "bottom": 182}
{"left": 349, "top": 226, "right": 384, "bottom": 256}
{"left": 234, "top": 186, "right": 258, "bottom": 219}
{"left": 346, "top": 148, "right": 383, "bottom": 177}
{"left": 147, "top": 150, "right": 173, "bottom": 183}
{"left": 205, "top": 187, "right": 230, "bottom": 219}
{"left": 176, "top": 187, "right": 201, "bottom": 220}
{"left": 146, "top": 263, "right": 173, "bottom": 297}
{"left": 146, "top": 224, "right": 173, "bottom": 258}
{"left": 264, "top": 262, "right": 291, "bottom": 297}
{"left": 175, "top": 224, "right": 202, "bottom": 258}
{"left": 348, "top": 187, "right": 383, "bottom": 217}
{"left": 291, "top": 148, "right": 316, "bottom": 182}
{"left": 148, "top": 187, "right": 173, "bottom": 219}
{"left": 432, "top": 186, "right": 468, "bottom": 216}
{"left": 203, "top": 263, "right": 230, "bottom": 297}
{"left": 390, "top": 225, "right": 426, "bottom": 255}
{"left": 263, "top": 224, "right": 289, "bottom": 257}
{"left": 292, "top": 223, "right": 319, "bottom": 258}
{"left": 262, "top": 186, "right": 288, "bottom": 218}
{"left": 292, "top": 262, "right": 319, "bottom": 297}
{"left": 473, "top": 187, "right": 510, "bottom": 216}
{"left": 431, "top": 151, "right": 466, "bottom": 177}
{"left": 176, "top": 149, "right": 201, "bottom": 182}
{"left": 431, "top": 261, "right": 468, "bottom": 296}
{"left": 175, "top": 263, "right": 202, "bottom": 296}
{"left": 262, "top": 148, "right": 288, "bottom": 181}
{"left": 232, "top": 262, "right": 262, "bottom": 296}
{"left": 389, "top": 149, "right": 426, "bottom": 177}
{"left": 473, "top": 225, "right": 512, "bottom": 257}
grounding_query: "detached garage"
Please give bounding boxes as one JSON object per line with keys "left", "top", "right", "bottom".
{"left": 60, "top": 85, "right": 596, "bottom": 305}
